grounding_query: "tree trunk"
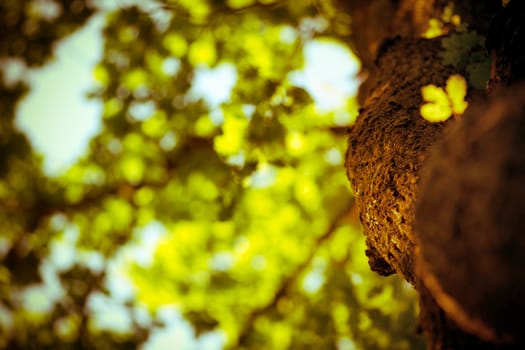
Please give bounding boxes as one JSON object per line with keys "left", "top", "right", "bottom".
{"left": 341, "top": 0, "right": 525, "bottom": 348}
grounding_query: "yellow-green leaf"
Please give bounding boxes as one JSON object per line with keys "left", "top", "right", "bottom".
{"left": 420, "top": 102, "right": 452, "bottom": 123}
{"left": 420, "top": 75, "right": 468, "bottom": 123}
{"left": 446, "top": 74, "right": 468, "bottom": 115}
{"left": 214, "top": 115, "right": 248, "bottom": 156}
{"left": 421, "top": 84, "right": 448, "bottom": 105}
{"left": 188, "top": 37, "right": 217, "bottom": 66}
{"left": 163, "top": 33, "right": 187, "bottom": 57}
{"left": 420, "top": 84, "right": 451, "bottom": 122}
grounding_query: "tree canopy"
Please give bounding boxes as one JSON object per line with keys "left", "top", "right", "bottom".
{"left": 0, "top": 1, "right": 423, "bottom": 349}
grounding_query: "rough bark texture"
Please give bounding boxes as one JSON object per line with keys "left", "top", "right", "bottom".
{"left": 341, "top": 0, "right": 525, "bottom": 348}
{"left": 345, "top": 37, "right": 455, "bottom": 284}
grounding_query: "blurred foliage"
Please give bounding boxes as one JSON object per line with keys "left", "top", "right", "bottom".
{"left": 422, "top": 2, "right": 462, "bottom": 39}
{"left": 0, "top": 0, "right": 96, "bottom": 66}
{"left": 0, "top": 0, "right": 424, "bottom": 349}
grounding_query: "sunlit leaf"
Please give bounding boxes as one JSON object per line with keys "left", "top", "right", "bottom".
{"left": 420, "top": 101, "right": 451, "bottom": 123}
{"left": 214, "top": 113, "right": 248, "bottom": 156}
{"left": 163, "top": 33, "right": 188, "bottom": 57}
{"left": 227, "top": 0, "right": 256, "bottom": 9}
{"left": 119, "top": 155, "right": 145, "bottom": 184}
{"left": 123, "top": 68, "right": 148, "bottom": 90}
{"left": 93, "top": 65, "right": 109, "bottom": 86}
{"left": 189, "top": 37, "right": 217, "bottom": 66}
{"left": 423, "top": 19, "right": 444, "bottom": 39}
{"left": 420, "top": 74, "right": 468, "bottom": 122}
{"left": 446, "top": 74, "right": 468, "bottom": 115}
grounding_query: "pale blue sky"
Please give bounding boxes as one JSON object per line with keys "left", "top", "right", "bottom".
{"left": 16, "top": 14, "right": 105, "bottom": 175}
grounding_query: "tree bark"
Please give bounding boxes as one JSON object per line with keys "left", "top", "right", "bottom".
{"left": 341, "top": 0, "right": 525, "bottom": 348}
{"left": 416, "top": 85, "right": 525, "bottom": 346}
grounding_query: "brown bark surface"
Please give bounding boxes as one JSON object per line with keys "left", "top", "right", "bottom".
{"left": 416, "top": 86, "right": 525, "bottom": 344}
{"left": 345, "top": 37, "right": 455, "bottom": 284}
{"left": 341, "top": 0, "right": 525, "bottom": 348}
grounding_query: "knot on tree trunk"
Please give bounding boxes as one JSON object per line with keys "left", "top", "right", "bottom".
{"left": 345, "top": 37, "right": 455, "bottom": 284}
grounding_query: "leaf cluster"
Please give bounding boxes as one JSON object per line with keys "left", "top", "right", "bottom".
{"left": 440, "top": 27, "right": 490, "bottom": 89}
{"left": 420, "top": 74, "right": 468, "bottom": 123}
